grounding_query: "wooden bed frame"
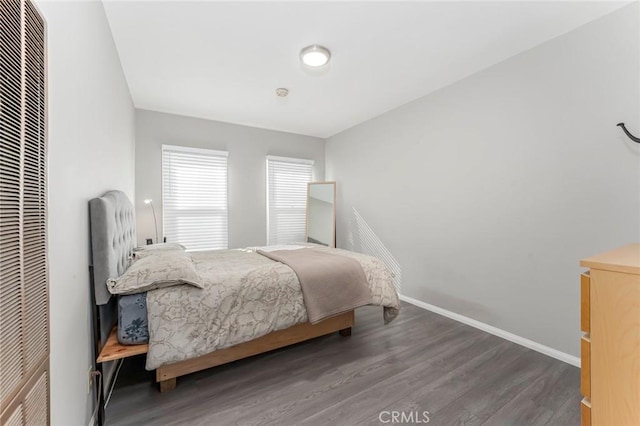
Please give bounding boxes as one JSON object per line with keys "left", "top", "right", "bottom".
{"left": 97, "top": 310, "right": 354, "bottom": 392}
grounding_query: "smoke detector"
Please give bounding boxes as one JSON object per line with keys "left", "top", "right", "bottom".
{"left": 275, "top": 88, "right": 289, "bottom": 97}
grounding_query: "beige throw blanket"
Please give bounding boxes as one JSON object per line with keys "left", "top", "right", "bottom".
{"left": 258, "top": 248, "right": 373, "bottom": 323}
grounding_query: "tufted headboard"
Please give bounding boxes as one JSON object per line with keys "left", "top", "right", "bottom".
{"left": 89, "top": 190, "right": 136, "bottom": 305}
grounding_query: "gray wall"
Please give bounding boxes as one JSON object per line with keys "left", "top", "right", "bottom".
{"left": 135, "top": 109, "right": 325, "bottom": 248}
{"left": 326, "top": 3, "right": 640, "bottom": 357}
{"left": 36, "top": 1, "right": 136, "bottom": 425}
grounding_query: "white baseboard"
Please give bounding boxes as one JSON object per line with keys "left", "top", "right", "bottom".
{"left": 399, "top": 294, "right": 580, "bottom": 368}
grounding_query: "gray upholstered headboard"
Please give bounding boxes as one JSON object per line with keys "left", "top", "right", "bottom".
{"left": 89, "top": 190, "right": 136, "bottom": 305}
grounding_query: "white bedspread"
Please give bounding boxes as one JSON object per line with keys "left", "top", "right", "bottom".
{"left": 145, "top": 247, "right": 400, "bottom": 370}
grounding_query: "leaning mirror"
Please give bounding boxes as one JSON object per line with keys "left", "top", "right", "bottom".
{"left": 306, "top": 181, "right": 336, "bottom": 248}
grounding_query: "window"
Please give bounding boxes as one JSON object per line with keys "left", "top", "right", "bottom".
{"left": 266, "top": 156, "right": 314, "bottom": 245}
{"left": 162, "top": 145, "right": 228, "bottom": 251}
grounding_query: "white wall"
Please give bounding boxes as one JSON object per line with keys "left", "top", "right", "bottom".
{"left": 308, "top": 197, "right": 333, "bottom": 245}
{"left": 135, "top": 109, "right": 325, "bottom": 248}
{"left": 37, "top": 0, "right": 135, "bottom": 424}
{"left": 326, "top": 3, "right": 640, "bottom": 358}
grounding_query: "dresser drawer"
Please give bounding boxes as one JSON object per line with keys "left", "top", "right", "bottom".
{"left": 581, "top": 335, "right": 590, "bottom": 398}
{"left": 581, "top": 397, "right": 591, "bottom": 426}
{"left": 581, "top": 272, "right": 590, "bottom": 333}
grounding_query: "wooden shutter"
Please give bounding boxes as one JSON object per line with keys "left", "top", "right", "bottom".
{"left": 0, "top": 0, "right": 49, "bottom": 424}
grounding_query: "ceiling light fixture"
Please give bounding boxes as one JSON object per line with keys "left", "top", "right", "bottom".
{"left": 300, "top": 45, "right": 331, "bottom": 67}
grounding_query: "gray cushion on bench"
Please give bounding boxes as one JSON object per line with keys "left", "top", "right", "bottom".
{"left": 118, "top": 293, "right": 149, "bottom": 345}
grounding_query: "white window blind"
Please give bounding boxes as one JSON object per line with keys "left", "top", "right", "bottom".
{"left": 266, "top": 156, "right": 314, "bottom": 245}
{"left": 162, "top": 145, "right": 228, "bottom": 251}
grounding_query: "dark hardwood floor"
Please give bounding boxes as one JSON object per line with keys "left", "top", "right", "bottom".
{"left": 106, "top": 302, "right": 581, "bottom": 426}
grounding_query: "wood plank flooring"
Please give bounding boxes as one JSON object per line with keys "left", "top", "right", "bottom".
{"left": 106, "top": 302, "right": 581, "bottom": 426}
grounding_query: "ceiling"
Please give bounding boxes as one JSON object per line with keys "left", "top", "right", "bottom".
{"left": 103, "top": 1, "right": 629, "bottom": 138}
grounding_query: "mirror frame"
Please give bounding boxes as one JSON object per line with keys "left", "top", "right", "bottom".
{"left": 305, "top": 181, "right": 336, "bottom": 248}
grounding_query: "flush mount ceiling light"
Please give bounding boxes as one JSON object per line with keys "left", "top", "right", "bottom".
{"left": 300, "top": 45, "right": 331, "bottom": 67}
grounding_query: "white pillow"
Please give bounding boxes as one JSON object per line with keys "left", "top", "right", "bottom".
{"left": 107, "top": 251, "right": 203, "bottom": 295}
{"left": 133, "top": 242, "right": 186, "bottom": 259}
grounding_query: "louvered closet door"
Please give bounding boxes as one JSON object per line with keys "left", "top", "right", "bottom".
{"left": 0, "top": 0, "right": 49, "bottom": 424}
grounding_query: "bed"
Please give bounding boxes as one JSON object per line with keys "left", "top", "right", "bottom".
{"left": 89, "top": 190, "right": 400, "bottom": 421}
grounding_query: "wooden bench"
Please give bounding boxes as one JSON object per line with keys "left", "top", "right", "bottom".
{"left": 96, "top": 327, "right": 148, "bottom": 363}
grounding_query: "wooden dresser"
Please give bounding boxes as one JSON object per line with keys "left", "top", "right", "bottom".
{"left": 579, "top": 244, "right": 640, "bottom": 426}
